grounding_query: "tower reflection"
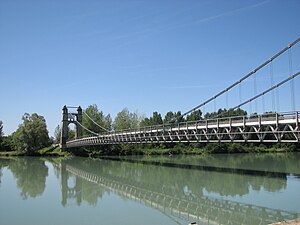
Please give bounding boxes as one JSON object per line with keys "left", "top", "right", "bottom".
{"left": 56, "top": 158, "right": 299, "bottom": 225}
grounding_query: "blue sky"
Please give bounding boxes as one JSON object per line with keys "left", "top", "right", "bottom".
{"left": 0, "top": 0, "right": 300, "bottom": 136}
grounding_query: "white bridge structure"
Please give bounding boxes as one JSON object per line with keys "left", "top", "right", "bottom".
{"left": 60, "top": 38, "right": 300, "bottom": 150}
{"left": 66, "top": 111, "right": 300, "bottom": 149}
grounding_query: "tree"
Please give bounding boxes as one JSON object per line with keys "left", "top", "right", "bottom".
{"left": 163, "top": 111, "right": 185, "bottom": 124}
{"left": 53, "top": 125, "right": 61, "bottom": 144}
{"left": 164, "top": 111, "right": 175, "bottom": 124}
{"left": 82, "top": 104, "right": 112, "bottom": 135}
{"left": 68, "top": 127, "right": 76, "bottom": 140}
{"left": 0, "top": 120, "right": 3, "bottom": 138}
{"left": 140, "top": 117, "right": 151, "bottom": 127}
{"left": 113, "top": 108, "right": 141, "bottom": 130}
{"left": 140, "top": 112, "right": 163, "bottom": 127}
{"left": 12, "top": 113, "right": 50, "bottom": 153}
{"left": 0, "top": 120, "right": 3, "bottom": 150}
{"left": 151, "top": 112, "right": 163, "bottom": 125}
{"left": 186, "top": 110, "right": 202, "bottom": 121}
{"left": 204, "top": 108, "right": 247, "bottom": 119}
{"left": 0, "top": 136, "right": 13, "bottom": 151}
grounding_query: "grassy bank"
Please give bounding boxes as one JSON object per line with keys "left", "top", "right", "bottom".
{"left": 0, "top": 145, "right": 70, "bottom": 157}
{"left": 1, "top": 143, "right": 299, "bottom": 158}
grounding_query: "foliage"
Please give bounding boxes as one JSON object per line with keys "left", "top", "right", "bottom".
{"left": 53, "top": 125, "right": 61, "bottom": 144}
{"left": 0, "top": 120, "right": 3, "bottom": 138}
{"left": 79, "top": 142, "right": 299, "bottom": 157}
{"left": 11, "top": 113, "right": 50, "bottom": 153}
{"left": 113, "top": 108, "right": 141, "bottom": 130}
{"left": 38, "top": 145, "right": 70, "bottom": 157}
{"left": 163, "top": 111, "right": 185, "bottom": 123}
{"left": 83, "top": 104, "right": 112, "bottom": 134}
{"left": 68, "top": 127, "right": 75, "bottom": 140}
{"left": 1, "top": 104, "right": 297, "bottom": 156}
{"left": 163, "top": 111, "right": 175, "bottom": 124}
{"left": 140, "top": 111, "right": 163, "bottom": 126}
{"left": 204, "top": 108, "right": 247, "bottom": 119}
{"left": 186, "top": 110, "right": 203, "bottom": 121}
{"left": 0, "top": 136, "right": 13, "bottom": 151}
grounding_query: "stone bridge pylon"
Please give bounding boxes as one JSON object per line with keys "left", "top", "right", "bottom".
{"left": 60, "top": 106, "right": 83, "bottom": 151}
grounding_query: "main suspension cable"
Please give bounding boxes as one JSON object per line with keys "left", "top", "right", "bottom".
{"left": 253, "top": 73, "right": 258, "bottom": 112}
{"left": 181, "top": 37, "right": 300, "bottom": 118}
{"left": 289, "top": 48, "right": 295, "bottom": 110}
{"left": 83, "top": 110, "right": 110, "bottom": 132}
{"left": 270, "top": 61, "right": 275, "bottom": 111}
{"left": 215, "top": 70, "right": 300, "bottom": 118}
{"left": 68, "top": 113, "right": 99, "bottom": 136}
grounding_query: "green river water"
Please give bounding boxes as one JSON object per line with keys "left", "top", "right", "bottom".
{"left": 0, "top": 153, "right": 299, "bottom": 225}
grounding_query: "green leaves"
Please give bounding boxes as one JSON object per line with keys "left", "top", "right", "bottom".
{"left": 204, "top": 108, "right": 247, "bottom": 119}
{"left": 53, "top": 125, "right": 61, "bottom": 144}
{"left": 83, "top": 104, "right": 112, "bottom": 134}
{"left": 0, "top": 120, "right": 3, "bottom": 138}
{"left": 186, "top": 110, "right": 202, "bottom": 121}
{"left": 113, "top": 108, "right": 141, "bottom": 130}
{"left": 12, "top": 113, "right": 50, "bottom": 153}
{"left": 141, "top": 112, "right": 163, "bottom": 127}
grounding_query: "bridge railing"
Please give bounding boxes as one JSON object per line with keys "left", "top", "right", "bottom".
{"left": 67, "top": 111, "right": 299, "bottom": 142}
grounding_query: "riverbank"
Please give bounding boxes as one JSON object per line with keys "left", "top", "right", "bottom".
{"left": 270, "top": 219, "right": 300, "bottom": 225}
{"left": 0, "top": 142, "right": 299, "bottom": 158}
{"left": 81, "top": 142, "right": 300, "bottom": 157}
{"left": 0, "top": 145, "right": 70, "bottom": 157}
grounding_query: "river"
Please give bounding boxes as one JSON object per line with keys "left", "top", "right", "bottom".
{"left": 0, "top": 153, "right": 299, "bottom": 225}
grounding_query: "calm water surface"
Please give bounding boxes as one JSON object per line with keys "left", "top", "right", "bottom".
{"left": 0, "top": 153, "right": 299, "bottom": 225}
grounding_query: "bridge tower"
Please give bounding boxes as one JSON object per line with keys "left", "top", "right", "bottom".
{"left": 60, "top": 106, "right": 83, "bottom": 151}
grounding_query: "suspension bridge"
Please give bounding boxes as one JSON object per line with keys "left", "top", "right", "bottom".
{"left": 60, "top": 38, "right": 300, "bottom": 150}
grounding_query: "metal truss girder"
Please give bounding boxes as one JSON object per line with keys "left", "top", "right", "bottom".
{"left": 66, "top": 111, "right": 300, "bottom": 148}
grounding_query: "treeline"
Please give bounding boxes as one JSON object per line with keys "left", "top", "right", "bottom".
{"left": 54, "top": 104, "right": 248, "bottom": 139}
{"left": 1, "top": 105, "right": 298, "bottom": 155}
{"left": 54, "top": 104, "right": 297, "bottom": 156}
{"left": 84, "top": 141, "right": 299, "bottom": 156}
{"left": 0, "top": 114, "right": 52, "bottom": 154}
{"left": 0, "top": 105, "right": 247, "bottom": 154}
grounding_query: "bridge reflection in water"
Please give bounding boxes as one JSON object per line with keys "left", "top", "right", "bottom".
{"left": 56, "top": 158, "right": 299, "bottom": 225}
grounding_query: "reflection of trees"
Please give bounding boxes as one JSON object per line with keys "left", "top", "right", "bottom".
{"left": 0, "top": 158, "right": 11, "bottom": 186}
{"left": 0, "top": 158, "right": 10, "bottom": 169}
{"left": 80, "top": 179, "right": 105, "bottom": 206}
{"left": 60, "top": 163, "right": 105, "bottom": 207}
{"left": 158, "top": 153, "right": 300, "bottom": 175}
{"left": 60, "top": 158, "right": 296, "bottom": 225}
{"left": 63, "top": 157, "right": 287, "bottom": 201}
{"left": 8, "top": 158, "right": 48, "bottom": 199}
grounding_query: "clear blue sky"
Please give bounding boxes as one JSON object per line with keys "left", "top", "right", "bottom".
{"left": 0, "top": 0, "right": 300, "bottom": 136}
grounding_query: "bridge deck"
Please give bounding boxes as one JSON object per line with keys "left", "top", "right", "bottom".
{"left": 66, "top": 112, "right": 300, "bottom": 148}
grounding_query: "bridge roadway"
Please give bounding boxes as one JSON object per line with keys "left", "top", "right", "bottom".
{"left": 66, "top": 111, "right": 300, "bottom": 148}
{"left": 61, "top": 163, "right": 299, "bottom": 225}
